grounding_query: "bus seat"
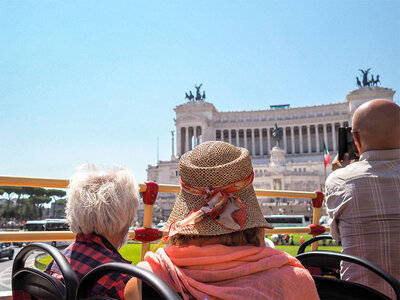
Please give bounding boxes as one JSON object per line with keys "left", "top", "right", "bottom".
{"left": 296, "top": 235, "right": 339, "bottom": 278}
{"left": 75, "top": 262, "right": 181, "bottom": 300}
{"left": 12, "top": 243, "right": 78, "bottom": 300}
{"left": 296, "top": 251, "right": 400, "bottom": 300}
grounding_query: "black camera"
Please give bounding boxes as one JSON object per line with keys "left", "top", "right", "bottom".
{"left": 338, "top": 127, "right": 359, "bottom": 161}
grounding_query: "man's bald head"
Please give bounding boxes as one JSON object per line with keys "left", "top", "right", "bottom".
{"left": 352, "top": 99, "right": 400, "bottom": 153}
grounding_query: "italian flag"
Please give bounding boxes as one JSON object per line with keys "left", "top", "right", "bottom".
{"left": 323, "top": 142, "right": 330, "bottom": 168}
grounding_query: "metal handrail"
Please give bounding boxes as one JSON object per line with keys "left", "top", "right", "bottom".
{"left": 0, "top": 175, "right": 327, "bottom": 248}
{"left": 0, "top": 227, "right": 330, "bottom": 243}
{"left": 0, "top": 175, "right": 318, "bottom": 199}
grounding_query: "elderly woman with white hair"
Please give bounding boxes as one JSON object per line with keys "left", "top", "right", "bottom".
{"left": 46, "top": 164, "right": 139, "bottom": 299}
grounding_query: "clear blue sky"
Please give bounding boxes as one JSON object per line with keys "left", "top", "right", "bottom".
{"left": 1, "top": 1, "right": 399, "bottom": 183}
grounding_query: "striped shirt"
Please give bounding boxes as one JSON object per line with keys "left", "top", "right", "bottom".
{"left": 325, "top": 149, "right": 400, "bottom": 299}
{"left": 46, "top": 232, "right": 132, "bottom": 299}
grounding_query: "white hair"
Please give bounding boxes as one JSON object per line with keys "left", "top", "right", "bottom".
{"left": 66, "top": 164, "right": 140, "bottom": 237}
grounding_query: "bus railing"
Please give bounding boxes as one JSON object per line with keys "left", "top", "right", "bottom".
{"left": 0, "top": 227, "right": 330, "bottom": 242}
{"left": 0, "top": 175, "right": 328, "bottom": 257}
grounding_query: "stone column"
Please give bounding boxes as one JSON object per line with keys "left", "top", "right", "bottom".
{"left": 267, "top": 128, "right": 271, "bottom": 152}
{"left": 190, "top": 127, "right": 194, "bottom": 150}
{"left": 177, "top": 127, "right": 182, "bottom": 156}
{"left": 195, "top": 130, "right": 198, "bottom": 147}
{"left": 228, "top": 129, "right": 232, "bottom": 144}
{"left": 290, "top": 127, "right": 295, "bottom": 154}
{"left": 244, "top": 129, "right": 248, "bottom": 150}
{"left": 236, "top": 130, "right": 239, "bottom": 147}
{"left": 307, "top": 125, "right": 311, "bottom": 153}
{"left": 315, "top": 125, "right": 320, "bottom": 152}
{"left": 299, "top": 126, "right": 304, "bottom": 153}
{"left": 185, "top": 127, "right": 189, "bottom": 153}
{"left": 323, "top": 123, "right": 328, "bottom": 149}
{"left": 259, "top": 128, "right": 263, "bottom": 156}
{"left": 171, "top": 131, "right": 175, "bottom": 158}
{"left": 331, "top": 123, "right": 337, "bottom": 151}
{"left": 251, "top": 129, "right": 255, "bottom": 156}
{"left": 283, "top": 127, "right": 287, "bottom": 152}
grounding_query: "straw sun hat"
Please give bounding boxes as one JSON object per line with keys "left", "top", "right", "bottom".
{"left": 161, "top": 141, "right": 272, "bottom": 237}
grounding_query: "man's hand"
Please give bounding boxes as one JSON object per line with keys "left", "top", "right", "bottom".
{"left": 331, "top": 153, "right": 351, "bottom": 171}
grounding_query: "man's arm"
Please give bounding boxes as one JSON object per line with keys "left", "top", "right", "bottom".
{"left": 325, "top": 185, "right": 340, "bottom": 240}
{"left": 327, "top": 212, "right": 341, "bottom": 241}
{"left": 325, "top": 174, "right": 348, "bottom": 241}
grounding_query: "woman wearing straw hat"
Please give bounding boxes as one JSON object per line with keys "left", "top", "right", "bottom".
{"left": 126, "top": 141, "right": 318, "bottom": 300}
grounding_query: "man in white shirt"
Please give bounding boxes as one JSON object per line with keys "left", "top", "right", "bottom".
{"left": 325, "top": 99, "right": 400, "bottom": 299}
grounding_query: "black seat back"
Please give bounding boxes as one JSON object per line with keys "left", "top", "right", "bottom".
{"left": 297, "top": 235, "right": 334, "bottom": 255}
{"left": 12, "top": 242, "right": 78, "bottom": 300}
{"left": 312, "top": 275, "right": 391, "bottom": 300}
{"left": 297, "top": 235, "right": 340, "bottom": 278}
{"left": 76, "top": 262, "right": 181, "bottom": 300}
{"left": 296, "top": 251, "right": 400, "bottom": 300}
{"left": 13, "top": 268, "right": 66, "bottom": 299}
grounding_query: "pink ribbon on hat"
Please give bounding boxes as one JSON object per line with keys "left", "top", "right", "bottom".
{"left": 164, "top": 171, "right": 254, "bottom": 241}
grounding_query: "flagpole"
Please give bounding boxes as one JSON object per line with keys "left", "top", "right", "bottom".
{"left": 322, "top": 142, "right": 329, "bottom": 193}
{"left": 323, "top": 157, "right": 327, "bottom": 193}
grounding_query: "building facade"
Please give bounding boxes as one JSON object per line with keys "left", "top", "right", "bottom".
{"left": 145, "top": 86, "right": 395, "bottom": 223}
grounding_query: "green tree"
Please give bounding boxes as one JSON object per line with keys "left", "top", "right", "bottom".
{"left": 0, "top": 186, "right": 66, "bottom": 221}
{"left": 0, "top": 187, "right": 22, "bottom": 221}
{"left": 46, "top": 189, "right": 67, "bottom": 218}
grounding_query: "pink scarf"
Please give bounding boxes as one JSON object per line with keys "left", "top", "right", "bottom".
{"left": 138, "top": 245, "right": 319, "bottom": 300}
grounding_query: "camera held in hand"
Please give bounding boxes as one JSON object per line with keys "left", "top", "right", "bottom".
{"left": 338, "top": 127, "right": 359, "bottom": 161}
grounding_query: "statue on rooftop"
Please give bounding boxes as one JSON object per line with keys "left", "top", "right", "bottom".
{"left": 373, "top": 74, "right": 381, "bottom": 86}
{"left": 370, "top": 74, "right": 375, "bottom": 86}
{"left": 356, "top": 77, "right": 362, "bottom": 88}
{"left": 357, "top": 69, "right": 381, "bottom": 88}
{"left": 185, "top": 91, "right": 194, "bottom": 101}
{"left": 195, "top": 83, "right": 203, "bottom": 101}
{"left": 185, "top": 84, "right": 206, "bottom": 102}
{"left": 358, "top": 68, "right": 371, "bottom": 87}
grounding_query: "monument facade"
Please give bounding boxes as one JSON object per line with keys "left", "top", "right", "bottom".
{"left": 145, "top": 84, "right": 395, "bottom": 223}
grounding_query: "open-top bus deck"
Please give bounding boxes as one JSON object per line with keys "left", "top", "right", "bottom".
{"left": 1, "top": 175, "right": 399, "bottom": 299}
{"left": 0, "top": 174, "right": 330, "bottom": 299}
